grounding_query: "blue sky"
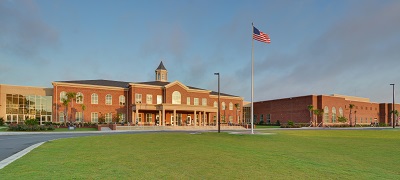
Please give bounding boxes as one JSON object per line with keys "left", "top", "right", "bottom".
{"left": 1, "top": 0, "right": 400, "bottom": 103}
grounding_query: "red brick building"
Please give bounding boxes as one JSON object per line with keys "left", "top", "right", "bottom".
{"left": 254, "top": 94, "right": 399, "bottom": 126}
{"left": 52, "top": 62, "right": 244, "bottom": 126}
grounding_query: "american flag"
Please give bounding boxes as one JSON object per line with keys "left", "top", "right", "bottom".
{"left": 253, "top": 26, "right": 270, "bottom": 43}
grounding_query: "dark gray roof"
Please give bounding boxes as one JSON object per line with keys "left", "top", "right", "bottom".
{"left": 210, "top": 91, "right": 239, "bottom": 97}
{"left": 56, "top": 79, "right": 130, "bottom": 88}
{"left": 135, "top": 81, "right": 171, "bottom": 86}
{"left": 156, "top": 61, "right": 167, "bottom": 70}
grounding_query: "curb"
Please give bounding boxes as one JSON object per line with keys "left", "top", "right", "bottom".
{"left": 0, "top": 141, "right": 45, "bottom": 169}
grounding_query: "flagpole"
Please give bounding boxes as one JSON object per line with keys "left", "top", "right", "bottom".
{"left": 251, "top": 23, "right": 254, "bottom": 134}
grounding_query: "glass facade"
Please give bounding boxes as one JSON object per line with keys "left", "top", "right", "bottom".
{"left": 5, "top": 94, "right": 52, "bottom": 123}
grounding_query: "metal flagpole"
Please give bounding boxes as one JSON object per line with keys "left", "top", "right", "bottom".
{"left": 251, "top": 23, "right": 254, "bottom": 134}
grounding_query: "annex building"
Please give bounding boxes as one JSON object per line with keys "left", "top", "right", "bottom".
{"left": 254, "top": 94, "right": 399, "bottom": 126}
{"left": 52, "top": 62, "right": 244, "bottom": 126}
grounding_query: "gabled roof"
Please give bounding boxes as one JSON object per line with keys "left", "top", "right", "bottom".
{"left": 55, "top": 79, "right": 130, "bottom": 88}
{"left": 156, "top": 61, "right": 167, "bottom": 70}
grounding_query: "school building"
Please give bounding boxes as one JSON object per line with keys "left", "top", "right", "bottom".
{"left": 253, "top": 94, "right": 399, "bottom": 126}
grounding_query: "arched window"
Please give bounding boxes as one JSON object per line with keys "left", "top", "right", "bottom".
{"left": 324, "top": 106, "right": 329, "bottom": 123}
{"left": 91, "top": 93, "right": 98, "bottom": 104}
{"left": 222, "top": 102, "right": 226, "bottom": 110}
{"left": 339, "top": 107, "right": 343, "bottom": 117}
{"left": 119, "top": 95, "right": 126, "bottom": 106}
{"left": 76, "top": 92, "right": 83, "bottom": 104}
{"left": 105, "top": 94, "right": 112, "bottom": 105}
{"left": 60, "top": 91, "right": 66, "bottom": 102}
{"left": 172, "top": 91, "right": 181, "bottom": 104}
{"left": 214, "top": 101, "right": 218, "bottom": 108}
{"left": 229, "top": 102, "right": 233, "bottom": 110}
{"left": 332, "top": 107, "right": 336, "bottom": 123}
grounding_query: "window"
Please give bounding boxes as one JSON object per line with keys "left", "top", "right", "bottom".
{"left": 59, "top": 112, "right": 65, "bottom": 122}
{"left": 202, "top": 98, "right": 207, "bottom": 106}
{"left": 324, "top": 106, "right": 329, "bottom": 122}
{"left": 194, "top": 98, "right": 199, "bottom": 105}
{"left": 76, "top": 112, "right": 82, "bottom": 122}
{"left": 76, "top": 92, "right": 83, "bottom": 104}
{"left": 172, "top": 91, "right": 181, "bottom": 104}
{"left": 229, "top": 102, "right": 233, "bottom": 110}
{"left": 339, "top": 107, "right": 343, "bottom": 117}
{"left": 187, "top": 97, "right": 191, "bottom": 105}
{"left": 260, "top": 114, "right": 264, "bottom": 123}
{"left": 266, "top": 114, "right": 271, "bottom": 124}
{"left": 135, "top": 93, "right": 142, "bottom": 103}
{"left": 222, "top": 102, "right": 226, "bottom": 110}
{"left": 91, "top": 93, "right": 98, "bottom": 104}
{"left": 106, "top": 94, "right": 112, "bottom": 105}
{"left": 137, "top": 114, "right": 142, "bottom": 122}
{"left": 332, "top": 107, "right": 336, "bottom": 123}
{"left": 105, "top": 113, "right": 112, "bottom": 123}
{"left": 120, "top": 113, "right": 126, "bottom": 122}
{"left": 60, "top": 91, "right": 66, "bottom": 102}
{"left": 119, "top": 95, "right": 125, "bottom": 106}
{"left": 221, "top": 115, "right": 225, "bottom": 123}
{"left": 91, "top": 112, "right": 98, "bottom": 123}
{"left": 146, "top": 94, "right": 152, "bottom": 104}
{"left": 229, "top": 116, "right": 233, "bottom": 123}
{"left": 214, "top": 101, "right": 218, "bottom": 107}
{"left": 157, "top": 95, "right": 162, "bottom": 104}
{"left": 146, "top": 113, "right": 152, "bottom": 123}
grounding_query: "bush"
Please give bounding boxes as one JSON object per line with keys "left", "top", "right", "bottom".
{"left": 0, "top": 117, "right": 4, "bottom": 126}
{"left": 7, "top": 124, "right": 55, "bottom": 131}
{"left": 258, "top": 120, "right": 264, "bottom": 125}
{"left": 25, "top": 119, "right": 38, "bottom": 126}
{"left": 287, "top": 121, "right": 294, "bottom": 126}
{"left": 275, "top": 120, "right": 281, "bottom": 126}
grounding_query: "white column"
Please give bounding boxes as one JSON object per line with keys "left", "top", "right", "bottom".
{"left": 203, "top": 111, "right": 206, "bottom": 126}
{"left": 173, "top": 109, "right": 176, "bottom": 126}
{"left": 162, "top": 108, "right": 166, "bottom": 126}
{"left": 136, "top": 108, "right": 139, "bottom": 126}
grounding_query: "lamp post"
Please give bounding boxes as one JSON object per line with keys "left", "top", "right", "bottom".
{"left": 390, "top": 84, "right": 395, "bottom": 128}
{"left": 214, "top": 73, "right": 221, "bottom": 133}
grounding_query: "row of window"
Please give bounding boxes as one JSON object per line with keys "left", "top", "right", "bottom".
{"left": 60, "top": 91, "right": 125, "bottom": 105}
{"left": 58, "top": 112, "right": 126, "bottom": 123}
{"left": 135, "top": 91, "right": 238, "bottom": 110}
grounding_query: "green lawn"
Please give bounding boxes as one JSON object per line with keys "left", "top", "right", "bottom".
{"left": 0, "top": 126, "right": 7, "bottom": 131}
{"left": 1, "top": 130, "right": 400, "bottom": 179}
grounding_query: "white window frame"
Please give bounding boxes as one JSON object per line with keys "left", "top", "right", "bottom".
{"left": 194, "top": 98, "right": 199, "bottom": 106}
{"left": 60, "top": 91, "right": 66, "bottom": 102}
{"left": 105, "top": 113, "right": 112, "bottom": 123}
{"left": 172, "top": 91, "right": 181, "bottom": 104}
{"left": 187, "top": 97, "right": 191, "bottom": 105}
{"left": 145, "top": 113, "right": 152, "bottom": 123}
{"left": 91, "top": 93, "right": 98, "bottom": 104}
{"left": 120, "top": 113, "right": 126, "bottom": 122}
{"left": 229, "top": 102, "right": 233, "bottom": 110}
{"left": 76, "top": 112, "right": 83, "bottom": 122}
{"left": 91, "top": 112, "right": 98, "bottom": 123}
{"left": 119, "top": 95, "right": 126, "bottom": 106}
{"left": 135, "top": 93, "right": 142, "bottom": 104}
{"left": 146, "top": 94, "right": 153, "bottom": 104}
{"left": 157, "top": 95, "right": 162, "bottom": 104}
{"left": 214, "top": 101, "right": 218, "bottom": 108}
{"left": 222, "top": 102, "right": 226, "bottom": 110}
{"left": 106, "top": 94, "right": 112, "bottom": 105}
{"left": 202, "top": 98, "right": 207, "bottom": 106}
{"left": 76, "top": 92, "right": 83, "bottom": 104}
{"left": 59, "top": 112, "right": 65, "bottom": 122}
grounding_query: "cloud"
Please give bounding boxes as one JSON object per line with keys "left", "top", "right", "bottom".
{"left": 0, "top": 0, "right": 59, "bottom": 60}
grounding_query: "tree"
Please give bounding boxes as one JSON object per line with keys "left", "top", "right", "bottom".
{"left": 313, "top": 109, "right": 322, "bottom": 127}
{"left": 390, "top": 110, "right": 399, "bottom": 126}
{"left": 349, "top": 104, "right": 355, "bottom": 127}
{"left": 61, "top": 92, "right": 77, "bottom": 123}
{"left": 307, "top": 105, "right": 314, "bottom": 126}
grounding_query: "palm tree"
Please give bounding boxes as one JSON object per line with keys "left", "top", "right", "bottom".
{"left": 61, "top": 98, "right": 71, "bottom": 124}
{"left": 349, "top": 104, "right": 355, "bottom": 127}
{"left": 313, "top": 109, "right": 322, "bottom": 127}
{"left": 390, "top": 110, "right": 399, "bottom": 126}
{"left": 65, "top": 92, "right": 76, "bottom": 122}
{"left": 307, "top": 105, "right": 314, "bottom": 126}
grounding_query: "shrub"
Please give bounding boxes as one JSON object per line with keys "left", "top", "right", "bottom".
{"left": 275, "top": 120, "right": 281, "bottom": 126}
{"left": 25, "top": 119, "right": 38, "bottom": 126}
{"left": 258, "top": 120, "right": 264, "bottom": 125}
{"left": 287, "top": 121, "right": 294, "bottom": 126}
{"left": 0, "top": 117, "right": 4, "bottom": 126}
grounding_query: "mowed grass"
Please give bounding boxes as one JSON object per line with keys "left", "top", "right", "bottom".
{"left": 1, "top": 130, "right": 400, "bottom": 179}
